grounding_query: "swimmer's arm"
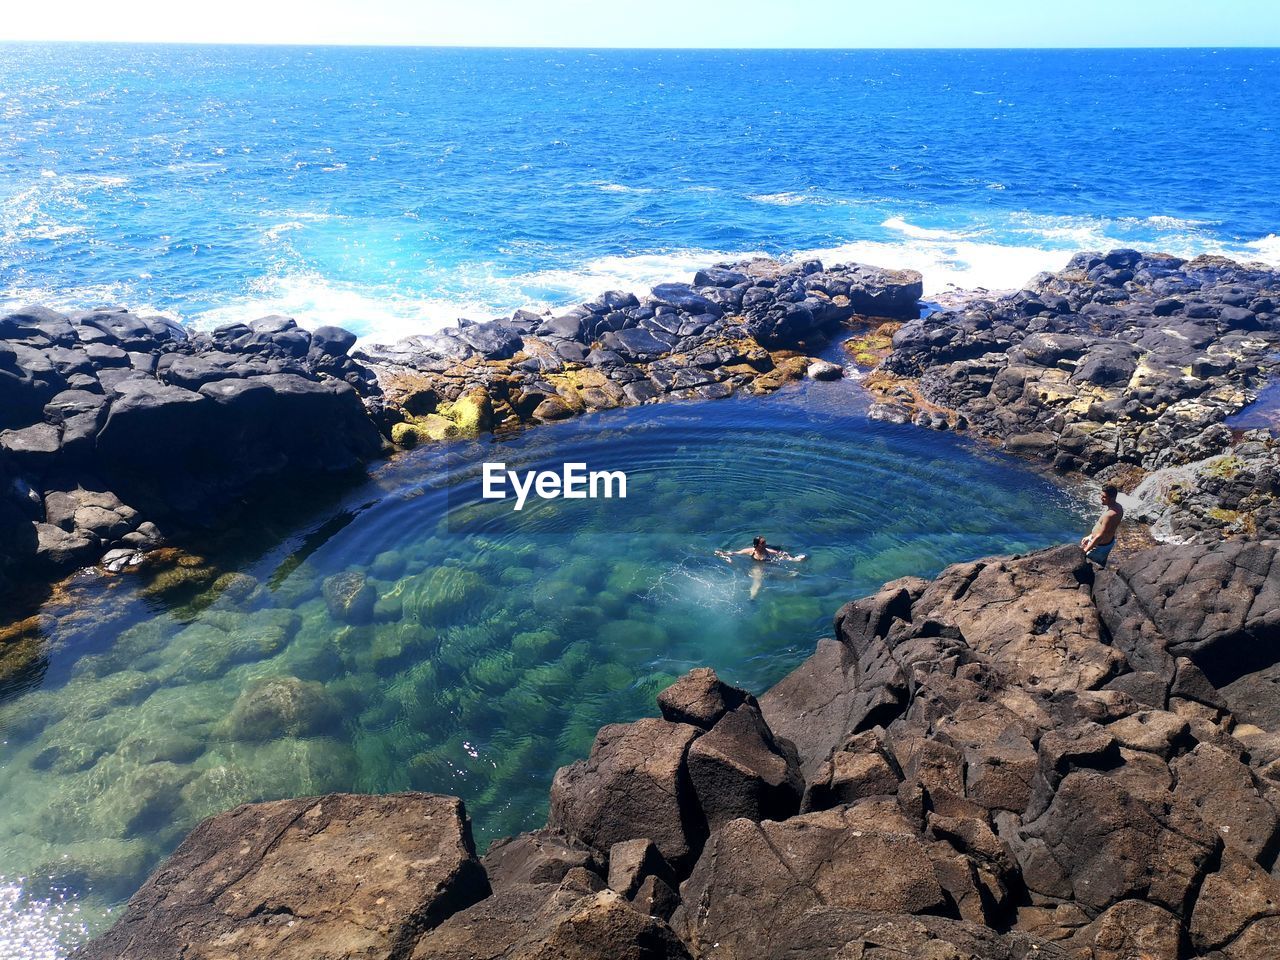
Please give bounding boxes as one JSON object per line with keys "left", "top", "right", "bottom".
{"left": 771, "top": 548, "right": 807, "bottom": 562}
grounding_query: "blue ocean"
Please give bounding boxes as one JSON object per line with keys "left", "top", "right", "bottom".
{"left": 2, "top": 45, "right": 1278, "bottom": 340}
{"left": 1, "top": 45, "right": 1278, "bottom": 958}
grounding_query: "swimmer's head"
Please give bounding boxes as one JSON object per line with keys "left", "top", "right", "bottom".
{"left": 753, "top": 536, "right": 766, "bottom": 550}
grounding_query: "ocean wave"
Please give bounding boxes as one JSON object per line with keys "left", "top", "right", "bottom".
{"left": 5, "top": 202, "right": 1276, "bottom": 347}
{"left": 1242, "top": 233, "right": 1280, "bottom": 263}
{"left": 799, "top": 237, "right": 1076, "bottom": 295}
{"left": 186, "top": 249, "right": 769, "bottom": 343}
{"left": 188, "top": 271, "right": 495, "bottom": 345}
{"left": 1119, "top": 214, "right": 1216, "bottom": 230}
{"left": 746, "top": 191, "right": 828, "bottom": 207}
{"left": 593, "top": 182, "right": 654, "bottom": 194}
{"left": 0, "top": 279, "right": 173, "bottom": 319}
{"left": 32, "top": 172, "right": 129, "bottom": 190}
{"left": 881, "top": 216, "right": 974, "bottom": 242}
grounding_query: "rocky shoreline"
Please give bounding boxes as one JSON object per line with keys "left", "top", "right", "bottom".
{"left": 869, "top": 250, "right": 1280, "bottom": 541}
{"left": 4, "top": 249, "right": 1277, "bottom": 614}
{"left": 0, "top": 310, "right": 384, "bottom": 599}
{"left": 0, "top": 258, "right": 922, "bottom": 609}
{"left": 4, "top": 249, "right": 1277, "bottom": 959}
{"left": 75, "top": 536, "right": 1280, "bottom": 960}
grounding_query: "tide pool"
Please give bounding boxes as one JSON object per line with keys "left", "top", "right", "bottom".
{"left": 0, "top": 379, "right": 1087, "bottom": 955}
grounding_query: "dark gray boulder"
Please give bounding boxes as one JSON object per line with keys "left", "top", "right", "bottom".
{"left": 686, "top": 704, "right": 802, "bottom": 831}
{"left": 601, "top": 327, "right": 674, "bottom": 362}
{"left": 649, "top": 283, "right": 723, "bottom": 317}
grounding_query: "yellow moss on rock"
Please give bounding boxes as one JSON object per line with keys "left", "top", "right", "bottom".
{"left": 1206, "top": 455, "right": 1244, "bottom": 479}
{"left": 749, "top": 355, "right": 810, "bottom": 394}
{"left": 547, "top": 367, "right": 625, "bottom": 412}
{"left": 437, "top": 387, "right": 494, "bottom": 438}
{"left": 392, "top": 414, "right": 462, "bottom": 448}
{"left": 844, "top": 322, "right": 901, "bottom": 368}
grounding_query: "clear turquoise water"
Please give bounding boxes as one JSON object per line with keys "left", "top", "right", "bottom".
{"left": 0, "top": 381, "right": 1086, "bottom": 954}
{"left": 2, "top": 46, "right": 1278, "bottom": 337}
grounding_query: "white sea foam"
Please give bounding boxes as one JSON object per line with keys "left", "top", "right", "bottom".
{"left": 184, "top": 210, "right": 1280, "bottom": 344}
{"left": 1243, "top": 233, "right": 1280, "bottom": 263}
{"left": 594, "top": 182, "right": 653, "bottom": 194}
{"left": 746, "top": 191, "right": 825, "bottom": 206}
{"left": 881, "top": 216, "right": 973, "bottom": 241}
{"left": 5, "top": 187, "right": 1276, "bottom": 347}
{"left": 187, "top": 248, "right": 771, "bottom": 343}
{"left": 798, "top": 235, "right": 1076, "bottom": 295}
{"left": 189, "top": 270, "right": 496, "bottom": 344}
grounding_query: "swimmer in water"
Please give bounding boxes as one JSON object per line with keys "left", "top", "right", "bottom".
{"left": 716, "top": 536, "right": 806, "bottom": 599}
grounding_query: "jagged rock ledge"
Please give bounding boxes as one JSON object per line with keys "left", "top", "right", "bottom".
{"left": 355, "top": 258, "right": 922, "bottom": 445}
{"left": 0, "top": 259, "right": 922, "bottom": 604}
{"left": 77, "top": 538, "right": 1280, "bottom": 960}
{"left": 871, "top": 249, "right": 1280, "bottom": 541}
{"left": 0, "top": 311, "right": 384, "bottom": 599}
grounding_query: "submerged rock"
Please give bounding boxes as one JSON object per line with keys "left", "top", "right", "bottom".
{"left": 323, "top": 569, "right": 378, "bottom": 624}
{"left": 222, "top": 676, "right": 342, "bottom": 741}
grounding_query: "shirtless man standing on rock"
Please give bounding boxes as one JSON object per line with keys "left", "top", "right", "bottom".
{"left": 1081, "top": 484, "right": 1123, "bottom": 567}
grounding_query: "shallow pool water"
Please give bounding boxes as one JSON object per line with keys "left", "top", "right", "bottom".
{"left": 0, "top": 379, "right": 1087, "bottom": 954}
{"left": 1226, "top": 379, "right": 1280, "bottom": 433}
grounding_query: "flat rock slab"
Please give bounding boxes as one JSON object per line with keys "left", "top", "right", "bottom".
{"left": 412, "top": 883, "right": 692, "bottom": 960}
{"left": 75, "top": 792, "right": 489, "bottom": 960}
{"left": 680, "top": 809, "right": 947, "bottom": 959}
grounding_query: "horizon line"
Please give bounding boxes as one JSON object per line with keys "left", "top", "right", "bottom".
{"left": 1, "top": 39, "right": 1278, "bottom": 51}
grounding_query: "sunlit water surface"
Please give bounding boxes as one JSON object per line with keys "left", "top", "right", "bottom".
{"left": 0, "top": 382, "right": 1087, "bottom": 956}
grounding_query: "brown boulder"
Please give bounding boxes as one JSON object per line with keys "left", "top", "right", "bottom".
{"left": 1172, "top": 742, "right": 1280, "bottom": 863}
{"left": 679, "top": 808, "right": 948, "bottom": 960}
{"left": 1189, "top": 850, "right": 1280, "bottom": 954}
{"left": 548, "top": 718, "right": 703, "bottom": 872}
{"left": 1015, "top": 770, "right": 1218, "bottom": 915}
{"left": 482, "top": 829, "right": 604, "bottom": 891}
{"left": 411, "top": 880, "right": 691, "bottom": 960}
{"left": 908, "top": 546, "right": 1123, "bottom": 695}
{"left": 801, "top": 728, "right": 902, "bottom": 812}
{"left": 656, "top": 667, "right": 755, "bottom": 730}
{"left": 75, "top": 793, "right": 489, "bottom": 960}
{"left": 1069, "top": 899, "right": 1181, "bottom": 960}
{"left": 759, "top": 637, "right": 864, "bottom": 781}
{"left": 686, "top": 704, "right": 802, "bottom": 831}
{"left": 607, "top": 838, "right": 674, "bottom": 899}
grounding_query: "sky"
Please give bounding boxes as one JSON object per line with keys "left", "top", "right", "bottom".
{"left": 1, "top": 0, "right": 1278, "bottom": 48}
